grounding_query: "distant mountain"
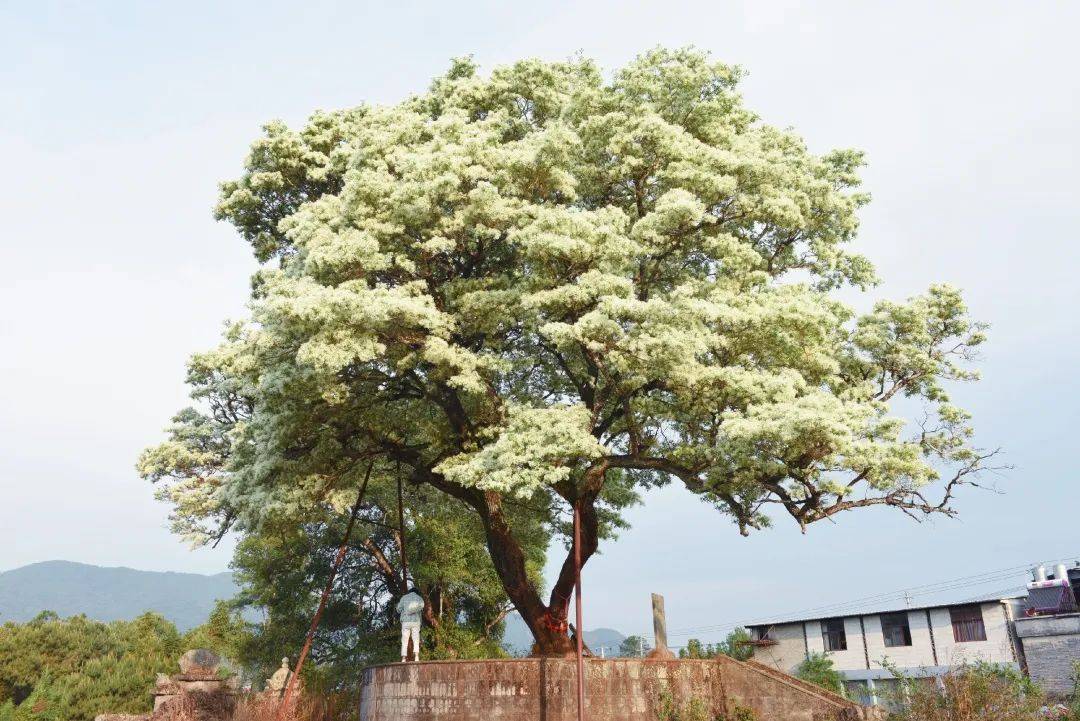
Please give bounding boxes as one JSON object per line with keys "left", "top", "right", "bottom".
{"left": 0, "top": 560, "right": 238, "bottom": 632}
{"left": 502, "top": 613, "right": 626, "bottom": 655}
{"left": 1, "top": 561, "right": 627, "bottom": 650}
{"left": 583, "top": 627, "right": 627, "bottom": 656}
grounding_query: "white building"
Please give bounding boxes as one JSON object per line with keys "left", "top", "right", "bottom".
{"left": 745, "top": 595, "right": 1026, "bottom": 706}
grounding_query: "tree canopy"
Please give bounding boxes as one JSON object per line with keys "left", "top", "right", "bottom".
{"left": 618, "top": 635, "right": 652, "bottom": 658}
{"left": 679, "top": 628, "right": 752, "bottom": 661}
{"left": 141, "top": 47, "right": 994, "bottom": 656}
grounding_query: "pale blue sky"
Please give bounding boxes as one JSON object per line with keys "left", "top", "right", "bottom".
{"left": 2, "top": 1, "right": 1078, "bottom": 643}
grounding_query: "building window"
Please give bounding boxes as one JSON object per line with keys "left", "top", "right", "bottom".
{"left": 881, "top": 612, "right": 912, "bottom": 647}
{"left": 822, "top": 618, "right": 847, "bottom": 651}
{"left": 950, "top": 605, "right": 987, "bottom": 642}
{"left": 750, "top": 627, "right": 772, "bottom": 642}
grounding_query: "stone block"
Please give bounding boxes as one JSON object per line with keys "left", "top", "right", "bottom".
{"left": 178, "top": 649, "right": 221, "bottom": 678}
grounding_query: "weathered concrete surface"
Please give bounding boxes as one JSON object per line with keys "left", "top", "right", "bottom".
{"left": 358, "top": 658, "right": 871, "bottom": 721}
{"left": 179, "top": 649, "right": 222, "bottom": 677}
{"left": 153, "top": 649, "right": 236, "bottom": 711}
{"left": 1015, "top": 613, "right": 1080, "bottom": 698}
{"left": 151, "top": 690, "right": 236, "bottom": 721}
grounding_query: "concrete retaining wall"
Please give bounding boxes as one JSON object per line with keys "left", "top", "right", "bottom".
{"left": 358, "top": 658, "right": 870, "bottom": 721}
{"left": 1015, "top": 613, "right": 1080, "bottom": 698}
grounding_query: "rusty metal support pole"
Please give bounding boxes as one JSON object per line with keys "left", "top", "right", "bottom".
{"left": 397, "top": 472, "right": 415, "bottom": 661}
{"left": 397, "top": 473, "right": 410, "bottom": 588}
{"left": 277, "top": 465, "right": 372, "bottom": 721}
{"left": 574, "top": 502, "right": 586, "bottom": 721}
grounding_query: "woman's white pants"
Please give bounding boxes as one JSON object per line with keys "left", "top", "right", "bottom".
{"left": 401, "top": 623, "right": 421, "bottom": 661}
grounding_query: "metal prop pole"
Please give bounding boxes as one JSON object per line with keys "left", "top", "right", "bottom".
{"left": 277, "top": 464, "right": 373, "bottom": 721}
{"left": 397, "top": 473, "right": 410, "bottom": 587}
{"left": 574, "top": 502, "right": 586, "bottom": 721}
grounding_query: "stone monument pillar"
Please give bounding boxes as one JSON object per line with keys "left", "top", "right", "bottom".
{"left": 646, "top": 593, "right": 676, "bottom": 659}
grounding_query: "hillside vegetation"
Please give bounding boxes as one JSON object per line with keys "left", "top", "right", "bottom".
{"left": 0, "top": 605, "right": 244, "bottom": 721}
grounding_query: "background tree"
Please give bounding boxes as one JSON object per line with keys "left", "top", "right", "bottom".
{"left": 679, "top": 628, "right": 751, "bottom": 661}
{"left": 225, "top": 478, "right": 544, "bottom": 687}
{"left": 678, "top": 639, "right": 715, "bottom": 660}
{"left": 143, "top": 47, "right": 996, "bottom": 656}
{"left": 0, "top": 611, "right": 242, "bottom": 721}
{"left": 618, "top": 635, "right": 652, "bottom": 658}
{"left": 720, "top": 628, "right": 753, "bottom": 662}
{"left": 0, "top": 612, "right": 179, "bottom": 718}
{"left": 138, "top": 326, "right": 556, "bottom": 670}
{"left": 178, "top": 601, "right": 248, "bottom": 676}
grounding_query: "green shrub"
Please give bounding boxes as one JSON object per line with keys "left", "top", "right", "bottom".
{"left": 885, "top": 662, "right": 1044, "bottom": 721}
{"left": 794, "top": 653, "right": 844, "bottom": 695}
{"left": 0, "top": 610, "right": 246, "bottom": 721}
{"left": 679, "top": 629, "right": 753, "bottom": 662}
{"left": 1069, "top": 661, "right": 1080, "bottom": 719}
{"left": 656, "top": 690, "right": 755, "bottom": 721}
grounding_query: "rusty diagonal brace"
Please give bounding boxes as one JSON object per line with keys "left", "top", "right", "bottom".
{"left": 276, "top": 462, "right": 374, "bottom": 721}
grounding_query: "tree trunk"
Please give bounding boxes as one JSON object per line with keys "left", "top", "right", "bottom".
{"left": 477, "top": 490, "right": 601, "bottom": 657}
{"left": 417, "top": 463, "right": 604, "bottom": 657}
{"left": 547, "top": 497, "right": 599, "bottom": 615}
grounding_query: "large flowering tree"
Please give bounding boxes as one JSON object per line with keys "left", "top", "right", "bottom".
{"left": 141, "top": 48, "right": 995, "bottom": 657}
